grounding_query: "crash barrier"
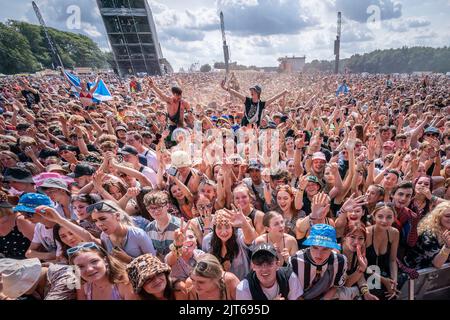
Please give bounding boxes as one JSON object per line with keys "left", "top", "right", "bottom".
{"left": 399, "top": 263, "right": 450, "bottom": 300}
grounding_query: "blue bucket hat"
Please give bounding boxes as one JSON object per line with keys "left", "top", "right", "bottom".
{"left": 303, "top": 224, "right": 341, "bottom": 250}
{"left": 13, "top": 193, "right": 53, "bottom": 214}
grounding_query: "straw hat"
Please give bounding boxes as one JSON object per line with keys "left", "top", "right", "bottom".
{"left": 0, "top": 258, "right": 42, "bottom": 299}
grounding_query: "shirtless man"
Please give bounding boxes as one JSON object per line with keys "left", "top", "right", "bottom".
{"left": 146, "top": 77, "right": 191, "bottom": 133}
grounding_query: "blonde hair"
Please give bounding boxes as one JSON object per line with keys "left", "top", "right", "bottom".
{"left": 192, "top": 253, "right": 226, "bottom": 298}
{"left": 418, "top": 201, "right": 450, "bottom": 245}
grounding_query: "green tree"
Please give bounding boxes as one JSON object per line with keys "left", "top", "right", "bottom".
{"left": 0, "top": 22, "right": 40, "bottom": 74}
{"left": 200, "top": 64, "right": 212, "bottom": 72}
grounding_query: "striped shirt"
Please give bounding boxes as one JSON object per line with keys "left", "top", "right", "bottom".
{"left": 288, "top": 248, "right": 347, "bottom": 298}
{"left": 145, "top": 215, "right": 181, "bottom": 260}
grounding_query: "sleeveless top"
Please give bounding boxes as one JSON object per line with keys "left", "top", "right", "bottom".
{"left": 242, "top": 97, "right": 266, "bottom": 127}
{"left": 365, "top": 230, "right": 392, "bottom": 300}
{"left": 366, "top": 230, "right": 392, "bottom": 278}
{"left": 168, "top": 100, "right": 182, "bottom": 125}
{"left": 79, "top": 91, "right": 93, "bottom": 99}
{"left": 0, "top": 221, "right": 31, "bottom": 259}
{"left": 85, "top": 282, "right": 122, "bottom": 300}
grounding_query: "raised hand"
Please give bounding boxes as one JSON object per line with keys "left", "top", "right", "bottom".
{"left": 174, "top": 218, "right": 191, "bottom": 247}
{"left": 356, "top": 244, "right": 368, "bottom": 273}
{"left": 311, "top": 192, "right": 330, "bottom": 219}
{"left": 442, "top": 230, "right": 450, "bottom": 248}
{"left": 298, "top": 175, "right": 309, "bottom": 191}
{"left": 341, "top": 193, "right": 367, "bottom": 214}
{"left": 35, "top": 205, "right": 63, "bottom": 223}
{"left": 224, "top": 204, "right": 247, "bottom": 228}
{"left": 346, "top": 130, "right": 357, "bottom": 151}
{"left": 125, "top": 187, "right": 140, "bottom": 199}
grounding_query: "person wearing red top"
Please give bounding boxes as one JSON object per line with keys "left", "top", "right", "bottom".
{"left": 391, "top": 182, "right": 420, "bottom": 259}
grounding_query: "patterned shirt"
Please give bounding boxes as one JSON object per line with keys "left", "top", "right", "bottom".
{"left": 146, "top": 215, "right": 181, "bottom": 260}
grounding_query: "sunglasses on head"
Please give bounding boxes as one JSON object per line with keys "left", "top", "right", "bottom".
{"left": 194, "top": 261, "right": 209, "bottom": 273}
{"left": 86, "top": 201, "right": 117, "bottom": 214}
{"left": 67, "top": 242, "right": 100, "bottom": 256}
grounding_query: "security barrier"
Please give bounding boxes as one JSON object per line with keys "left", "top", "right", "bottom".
{"left": 399, "top": 263, "right": 450, "bottom": 300}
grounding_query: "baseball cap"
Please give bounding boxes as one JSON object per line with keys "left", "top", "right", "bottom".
{"left": 248, "top": 159, "right": 262, "bottom": 171}
{"left": 303, "top": 224, "right": 341, "bottom": 250}
{"left": 16, "top": 123, "right": 31, "bottom": 131}
{"left": 249, "top": 85, "right": 262, "bottom": 94}
{"left": 306, "top": 175, "right": 323, "bottom": 188}
{"left": 119, "top": 145, "right": 139, "bottom": 156}
{"left": 424, "top": 126, "right": 440, "bottom": 135}
{"left": 13, "top": 193, "right": 53, "bottom": 214}
{"left": 312, "top": 152, "right": 326, "bottom": 161}
{"left": 115, "top": 125, "right": 128, "bottom": 133}
{"left": 3, "top": 167, "right": 34, "bottom": 184}
{"left": 68, "top": 163, "right": 96, "bottom": 178}
{"left": 251, "top": 243, "right": 278, "bottom": 261}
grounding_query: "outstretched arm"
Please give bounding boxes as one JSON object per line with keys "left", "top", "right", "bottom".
{"left": 147, "top": 78, "right": 172, "bottom": 103}
{"left": 221, "top": 80, "right": 246, "bottom": 102}
{"left": 266, "top": 89, "right": 288, "bottom": 107}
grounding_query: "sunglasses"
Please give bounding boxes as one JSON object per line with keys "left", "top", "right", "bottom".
{"left": 67, "top": 242, "right": 100, "bottom": 256}
{"left": 197, "top": 204, "right": 213, "bottom": 211}
{"left": 424, "top": 133, "right": 439, "bottom": 137}
{"left": 86, "top": 201, "right": 117, "bottom": 214}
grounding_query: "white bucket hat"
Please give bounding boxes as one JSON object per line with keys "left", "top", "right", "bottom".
{"left": 171, "top": 150, "right": 192, "bottom": 168}
{"left": 0, "top": 258, "right": 42, "bottom": 299}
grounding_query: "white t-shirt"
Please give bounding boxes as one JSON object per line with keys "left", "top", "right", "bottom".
{"left": 236, "top": 272, "right": 303, "bottom": 300}
{"left": 140, "top": 165, "right": 157, "bottom": 188}
{"left": 32, "top": 223, "right": 59, "bottom": 253}
{"left": 140, "top": 148, "right": 158, "bottom": 172}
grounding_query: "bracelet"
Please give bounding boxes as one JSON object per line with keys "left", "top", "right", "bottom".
{"left": 367, "top": 159, "right": 374, "bottom": 163}
{"left": 431, "top": 195, "right": 437, "bottom": 202}
{"left": 360, "top": 287, "right": 370, "bottom": 296}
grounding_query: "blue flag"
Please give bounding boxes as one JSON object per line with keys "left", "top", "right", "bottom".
{"left": 64, "top": 71, "right": 112, "bottom": 102}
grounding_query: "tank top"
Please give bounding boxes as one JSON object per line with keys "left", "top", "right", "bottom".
{"left": 0, "top": 222, "right": 31, "bottom": 259}
{"left": 85, "top": 282, "right": 122, "bottom": 300}
{"left": 168, "top": 100, "right": 182, "bottom": 125}
{"left": 366, "top": 230, "right": 392, "bottom": 278}
{"left": 79, "top": 91, "right": 93, "bottom": 99}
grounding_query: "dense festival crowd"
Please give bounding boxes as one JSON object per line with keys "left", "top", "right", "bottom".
{"left": 0, "top": 69, "right": 449, "bottom": 300}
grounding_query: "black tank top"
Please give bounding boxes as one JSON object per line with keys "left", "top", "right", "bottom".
{"left": 168, "top": 100, "right": 182, "bottom": 124}
{"left": 366, "top": 230, "right": 392, "bottom": 278}
{"left": 0, "top": 223, "right": 31, "bottom": 259}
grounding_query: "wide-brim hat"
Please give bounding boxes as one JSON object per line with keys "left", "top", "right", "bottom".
{"left": 303, "top": 224, "right": 341, "bottom": 250}
{"left": 171, "top": 150, "right": 192, "bottom": 168}
{"left": 0, "top": 258, "right": 42, "bottom": 299}
{"left": 126, "top": 254, "right": 171, "bottom": 293}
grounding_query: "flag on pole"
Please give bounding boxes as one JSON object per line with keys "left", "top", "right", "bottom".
{"left": 64, "top": 70, "right": 112, "bottom": 102}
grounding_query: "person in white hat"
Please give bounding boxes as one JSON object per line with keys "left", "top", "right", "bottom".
{"left": 0, "top": 257, "right": 76, "bottom": 300}
{"left": 170, "top": 150, "right": 201, "bottom": 194}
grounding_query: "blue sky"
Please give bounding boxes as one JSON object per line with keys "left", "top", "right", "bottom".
{"left": 1, "top": 0, "right": 449, "bottom": 71}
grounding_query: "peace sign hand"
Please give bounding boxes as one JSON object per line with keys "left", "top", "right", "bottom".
{"left": 174, "top": 218, "right": 191, "bottom": 247}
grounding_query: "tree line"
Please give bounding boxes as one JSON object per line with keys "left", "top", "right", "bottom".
{"left": 0, "top": 20, "right": 110, "bottom": 75}
{"left": 304, "top": 46, "right": 450, "bottom": 74}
